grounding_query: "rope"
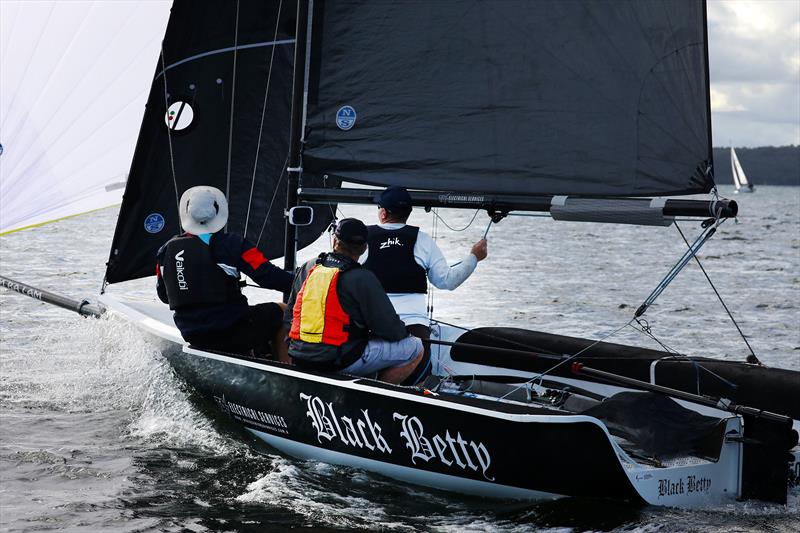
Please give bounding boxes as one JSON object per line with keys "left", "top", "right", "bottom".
{"left": 674, "top": 221, "right": 761, "bottom": 364}
{"left": 496, "top": 320, "right": 635, "bottom": 402}
{"left": 443, "top": 213, "right": 490, "bottom": 269}
{"left": 432, "top": 316, "right": 739, "bottom": 395}
{"left": 159, "top": 43, "right": 180, "bottom": 214}
{"left": 244, "top": 0, "right": 284, "bottom": 237}
{"left": 224, "top": 0, "right": 241, "bottom": 229}
{"left": 630, "top": 319, "right": 739, "bottom": 393}
{"left": 431, "top": 209, "right": 481, "bottom": 232}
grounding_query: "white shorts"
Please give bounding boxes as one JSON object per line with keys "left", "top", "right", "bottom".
{"left": 341, "top": 335, "right": 422, "bottom": 376}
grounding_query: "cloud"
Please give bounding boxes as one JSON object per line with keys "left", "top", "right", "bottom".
{"left": 707, "top": 0, "right": 800, "bottom": 146}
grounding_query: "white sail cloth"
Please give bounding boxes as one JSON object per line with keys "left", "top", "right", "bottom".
{"left": 730, "top": 147, "right": 749, "bottom": 189}
{"left": 0, "top": 0, "right": 170, "bottom": 234}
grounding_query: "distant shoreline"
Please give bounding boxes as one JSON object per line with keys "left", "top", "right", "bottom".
{"left": 712, "top": 146, "right": 799, "bottom": 186}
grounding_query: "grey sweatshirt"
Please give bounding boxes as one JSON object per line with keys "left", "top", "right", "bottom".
{"left": 284, "top": 253, "right": 409, "bottom": 365}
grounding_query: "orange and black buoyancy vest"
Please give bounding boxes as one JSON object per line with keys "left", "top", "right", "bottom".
{"left": 289, "top": 255, "right": 359, "bottom": 347}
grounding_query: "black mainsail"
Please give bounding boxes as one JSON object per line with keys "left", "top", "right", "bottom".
{"left": 105, "top": 0, "right": 336, "bottom": 284}
{"left": 302, "top": 0, "right": 715, "bottom": 198}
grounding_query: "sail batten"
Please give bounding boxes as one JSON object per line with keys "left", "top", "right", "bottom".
{"left": 302, "top": 0, "right": 714, "bottom": 198}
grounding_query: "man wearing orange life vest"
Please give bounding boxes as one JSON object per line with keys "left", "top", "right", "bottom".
{"left": 285, "top": 218, "right": 424, "bottom": 384}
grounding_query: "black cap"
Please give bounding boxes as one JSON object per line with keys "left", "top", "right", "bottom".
{"left": 334, "top": 218, "right": 368, "bottom": 245}
{"left": 375, "top": 186, "right": 412, "bottom": 211}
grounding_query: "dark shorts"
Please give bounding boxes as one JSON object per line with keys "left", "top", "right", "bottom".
{"left": 185, "top": 303, "right": 284, "bottom": 356}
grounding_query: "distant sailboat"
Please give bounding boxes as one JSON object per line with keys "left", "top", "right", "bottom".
{"left": 730, "top": 147, "right": 755, "bottom": 193}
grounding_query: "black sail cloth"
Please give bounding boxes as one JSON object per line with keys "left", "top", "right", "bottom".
{"left": 105, "top": 0, "right": 337, "bottom": 284}
{"left": 303, "top": 0, "right": 713, "bottom": 197}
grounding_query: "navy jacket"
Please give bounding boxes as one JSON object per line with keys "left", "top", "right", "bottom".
{"left": 156, "top": 232, "right": 291, "bottom": 335}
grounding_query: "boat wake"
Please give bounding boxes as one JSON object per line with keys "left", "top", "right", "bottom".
{"left": 236, "top": 457, "right": 429, "bottom": 530}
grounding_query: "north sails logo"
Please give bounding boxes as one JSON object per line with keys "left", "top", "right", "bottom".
{"left": 379, "top": 237, "right": 402, "bottom": 249}
{"left": 175, "top": 250, "right": 188, "bottom": 290}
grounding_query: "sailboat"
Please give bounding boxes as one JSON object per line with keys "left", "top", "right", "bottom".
{"left": 730, "top": 147, "right": 755, "bottom": 193}
{"left": 3, "top": 0, "right": 799, "bottom": 507}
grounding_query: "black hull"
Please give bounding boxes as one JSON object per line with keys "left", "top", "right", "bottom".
{"left": 163, "top": 344, "right": 643, "bottom": 502}
{"left": 452, "top": 327, "right": 800, "bottom": 420}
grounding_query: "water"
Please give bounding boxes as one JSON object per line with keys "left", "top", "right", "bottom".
{"left": 1, "top": 186, "right": 798, "bottom": 532}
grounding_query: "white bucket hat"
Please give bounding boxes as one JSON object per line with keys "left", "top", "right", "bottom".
{"left": 178, "top": 186, "right": 229, "bottom": 234}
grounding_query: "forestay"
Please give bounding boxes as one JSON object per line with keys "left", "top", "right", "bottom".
{"left": 302, "top": 0, "right": 714, "bottom": 198}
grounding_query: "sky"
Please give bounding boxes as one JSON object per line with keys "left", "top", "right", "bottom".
{"left": 707, "top": 0, "right": 800, "bottom": 147}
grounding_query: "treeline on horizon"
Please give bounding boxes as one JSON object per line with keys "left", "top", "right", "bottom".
{"left": 711, "top": 145, "right": 799, "bottom": 186}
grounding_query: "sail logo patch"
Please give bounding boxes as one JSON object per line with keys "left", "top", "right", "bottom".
{"left": 144, "top": 213, "right": 165, "bottom": 233}
{"left": 165, "top": 101, "right": 194, "bottom": 131}
{"left": 336, "top": 105, "right": 357, "bottom": 130}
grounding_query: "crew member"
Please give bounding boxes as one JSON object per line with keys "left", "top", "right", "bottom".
{"left": 285, "top": 218, "right": 424, "bottom": 384}
{"left": 362, "top": 186, "right": 488, "bottom": 384}
{"left": 156, "top": 186, "right": 291, "bottom": 360}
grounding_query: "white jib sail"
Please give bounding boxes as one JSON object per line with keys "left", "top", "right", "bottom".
{"left": 0, "top": 0, "right": 171, "bottom": 235}
{"left": 730, "top": 147, "right": 749, "bottom": 190}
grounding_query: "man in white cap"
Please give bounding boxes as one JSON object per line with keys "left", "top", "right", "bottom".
{"left": 156, "top": 186, "right": 292, "bottom": 360}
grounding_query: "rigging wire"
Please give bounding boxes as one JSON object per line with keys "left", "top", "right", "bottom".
{"left": 224, "top": 0, "right": 241, "bottom": 229}
{"left": 255, "top": 153, "right": 289, "bottom": 248}
{"left": 429, "top": 315, "right": 739, "bottom": 398}
{"left": 674, "top": 220, "right": 761, "bottom": 365}
{"left": 244, "top": 0, "right": 284, "bottom": 237}
{"left": 427, "top": 208, "right": 439, "bottom": 320}
{"left": 629, "top": 319, "right": 739, "bottom": 393}
{"left": 495, "top": 320, "right": 636, "bottom": 402}
{"left": 159, "top": 43, "right": 180, "bottom": 214}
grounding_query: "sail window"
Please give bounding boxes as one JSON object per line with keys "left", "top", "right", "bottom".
{"left": 164, "top": 101, "right": 194, "bottom": 131}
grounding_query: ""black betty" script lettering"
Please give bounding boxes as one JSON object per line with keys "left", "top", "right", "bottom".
{"left": 299, "top": 393, "right": 495, "bottom": 482}
{"left": 300, "top": 393, "right": 392, "bottom": 453}
{"left": 393, "top": 413, "right": 494, "bottom": 481}
{"left": 658, "top": 474, "right": 712, "bottom": 498}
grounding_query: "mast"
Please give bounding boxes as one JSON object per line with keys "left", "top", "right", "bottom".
{"left": 283, "top": 0, "right": 310, "bottom": 272}
{"left": 702, "top": 0, "right": 715, "bottom": 184}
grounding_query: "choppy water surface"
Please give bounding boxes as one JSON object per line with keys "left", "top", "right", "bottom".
{"left": 1, "top": 186, "right": 798, "bottom": 532}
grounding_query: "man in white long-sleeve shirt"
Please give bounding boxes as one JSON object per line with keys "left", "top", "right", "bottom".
{"left": 361, "top": 186, "right": 487, "bottom": 384}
